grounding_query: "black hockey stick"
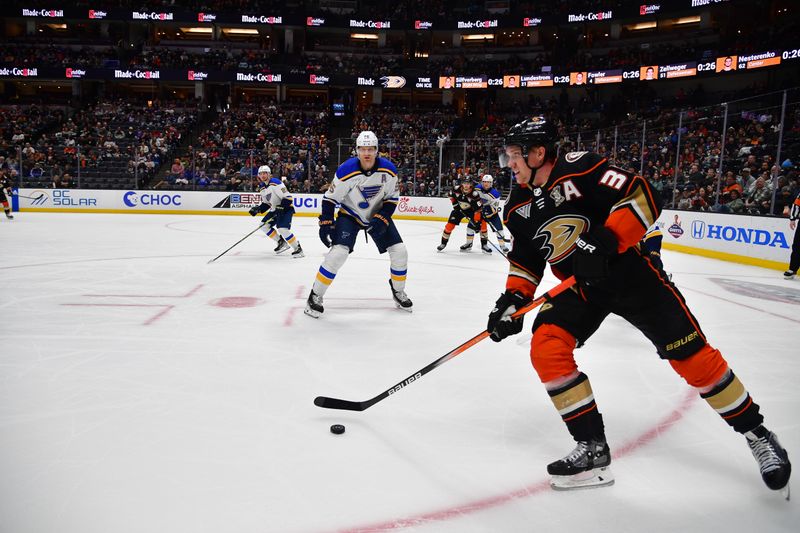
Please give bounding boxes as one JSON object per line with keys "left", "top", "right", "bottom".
{"left": 12, "top": 192, "right": 45, "bottom": 200}
{"left": 207, "top": 221, "right": 267, "bottom": 263}
{"left": 314, "top": 275, "right": 577, "bottom": 411}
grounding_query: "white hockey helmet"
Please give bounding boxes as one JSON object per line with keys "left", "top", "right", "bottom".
{"left": 356, "top": 130, "right": 378, "bottom": 148}
{"left": 258, "top": 165, "right": 271, "bottom": 175}
{"left": 481, "top": 174, "right": 494, "bottom": 185}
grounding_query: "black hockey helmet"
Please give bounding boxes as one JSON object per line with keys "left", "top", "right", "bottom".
{"left": 500, "top": 116, "right": 558, "bottom": 169}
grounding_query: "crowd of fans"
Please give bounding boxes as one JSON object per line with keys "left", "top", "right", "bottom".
{"left": 2, "top": 88, "right": 797, "bottom": 218}
{"left": 0, "top": 100, "right": 199, "bottom": 189}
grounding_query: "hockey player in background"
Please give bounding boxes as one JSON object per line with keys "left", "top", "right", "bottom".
{"left": 0, "top": 169, "right": 14, "bottom": 220}
{"left": 640, "top": 223, "right": 667, "bottom": 273}
{"left": 305, "top": 130, "right": 412, "bottom": 317}
{"left": 784, "top": 190, "right": 800, "bottom": 279}
{"left": 487, "top": 117, "right": 790, "bottom": 494}
{"left": 248, "top": 165, "right": 304, "bottom": 258}
{"left": 436, "top": 179, "right": 490, "bottom": 253}
{"left": 476, "top": 174, "right": 510, "bottom": 253}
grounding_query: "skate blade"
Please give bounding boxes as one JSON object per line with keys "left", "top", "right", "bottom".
{"left": 550, "top": 467, "right": 615, "bottom": 491}
{"left": 292, "top": 252, "right": 305, "bottom": 259}
{"left": 781, "top": 484, "right": 790, "bottom": 501}
{"left": 304, "top": 307, "right": 321, "bottom": 319}
{"left": 275, "top": 247, "right": 290, "bottom": 254}
{"left": 394, "top": 302, "right": 413, "bottom": 313}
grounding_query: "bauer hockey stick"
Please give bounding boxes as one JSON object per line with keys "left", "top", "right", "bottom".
{"left": 207, "top": 221, "right": 267, "bottom": 263}
{"left": 314, "top": 275, "right": 576, "bottom": 411}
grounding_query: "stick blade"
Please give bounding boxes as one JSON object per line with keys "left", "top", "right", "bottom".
{"left": 314, "top": 396, "right": 367, "bottom": 411}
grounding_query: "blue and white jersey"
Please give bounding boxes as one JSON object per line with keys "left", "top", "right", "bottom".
{"left": 259, "top": 177, "right": 293, "bottom": 213}
{"left": 476, "top": 184, "right": 502, "bottom": 215}
{"left": 324, "top": 156, "right": 399, "bottom": 226}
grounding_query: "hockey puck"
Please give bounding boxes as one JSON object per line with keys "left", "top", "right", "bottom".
{"left": 330, "top": 424, "right": 345, "bottom": 435}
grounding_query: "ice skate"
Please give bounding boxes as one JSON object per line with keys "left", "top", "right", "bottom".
{"left": 5, "top": 212, "right": 13, "bottom": 220}
{"left": 291, "top": 244, "right": 305, "bottom": 258}
{"left": 436, "top": 242, "right": 447, "bottom": 252}
{"left": 481, "top": 242, "right": 493, "bottom": 254}
{"left": 745, "top": 426, "right": 791, "bottom": 499}
{"left": 784, "top": 270, "right": 795, "bottom": 280}
{"left": 459, "top": 242, "right": 473, "bottom": 253}
{"left": 547, "top": 439, "right": 614, "bottom": 491}
{"left": 389, "top": 280, "right": 413, "bottom": 312}
{"left": 500, "top": 245, "right": 510, "bottom": 253}
{"left": 274, "top": 237, "right": 290, "bottom": 254}
{"left": 304, "top": 290, "right": 324, "bottom": 318}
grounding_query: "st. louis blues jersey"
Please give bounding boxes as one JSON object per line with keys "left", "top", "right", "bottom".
{"left": 259, "top": 177, "right": 293, "bottom": 213}
{"left": 477, "top": 184, "right": 503, "bottom": 216}
{"left": 323, "top": 156, "right": 399, "bottom": 226}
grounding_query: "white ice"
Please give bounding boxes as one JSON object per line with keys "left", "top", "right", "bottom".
{"left": 1, "top": 213, "right": 798, "bottom": 533}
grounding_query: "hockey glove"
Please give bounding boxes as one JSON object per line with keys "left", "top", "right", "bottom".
{"left": 482, "top": 206, "right": 496, "bottom": 218}
{"left": 248, "top": 205, "right": 260, "bottom": 216}
{"left": 572, "top": 226, "right": 618, "bottom": 290}
{"left": 367, "top": 214, "right": 390, "bottom": 239}
{"left": 318, "top": 219, "right": 334, "bottom": 248}
{"left": 487, "top": 291, "right": 530, "bottom": 342}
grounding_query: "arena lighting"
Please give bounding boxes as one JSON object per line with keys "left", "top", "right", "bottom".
{"left": 630, "top": 21, "right": 657, "bottom": 30}
{"left": 46, "top": 23, "right": 67, "bottom": 29}
{"left": 463, "top": 34, "right": 494, "bottom": 40}
{"left": 351, "top": 33, "right": 379, "bottom": 40}
{"left": 222, "top": 28, "right": 259, "bottom": 35}
{"left": 675, "top": 16, "right": 701, "bottom": 25}
{"left": 180, "top": 27, "right": 212, "bottom": 33}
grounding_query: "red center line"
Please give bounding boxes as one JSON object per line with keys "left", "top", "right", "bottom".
{"left": 334, "top": 389, "right": 697, "bottom": 533}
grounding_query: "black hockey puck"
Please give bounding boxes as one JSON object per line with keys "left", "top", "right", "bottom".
{"left": 330, "top": 424, "right": 345, "bottom": 435}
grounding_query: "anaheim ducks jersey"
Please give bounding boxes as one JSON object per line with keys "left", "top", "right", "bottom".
{"left": 323, "top": 156, "right": 398, "bottom": 226}
{"left": 503, "top": 151, "right": 661, "bottom": 298}
{"left": 0, "top": 175, "right": 12, "bottom": 191}
{"left": 449, "top": 186, "right": 481, "bottom": 214}
{"left": 259, "top": 177, "right": 293, "bottom": 213}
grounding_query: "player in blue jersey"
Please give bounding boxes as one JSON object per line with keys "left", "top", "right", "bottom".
{"left": 248, "top": 165, "right": 304, "bottom": 258}
{"left": 477, "top": 174, "right": 510, "bottom": 253}
{"left": 305, "top": 131, "right": 412, "bottom": 317}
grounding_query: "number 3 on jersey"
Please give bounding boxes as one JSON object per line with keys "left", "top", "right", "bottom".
{"left": 599, "top": 169, "right": 628, "bottom": 190}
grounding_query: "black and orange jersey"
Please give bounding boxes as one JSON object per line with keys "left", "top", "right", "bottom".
{"left": 449, "top": 186, "right": 482, "bottom": 214}
{"left": 502, "top": 151, "right": 661, "bottom": 298}
{"left": 0, "top": 175, "right": 12, "bottom": 191}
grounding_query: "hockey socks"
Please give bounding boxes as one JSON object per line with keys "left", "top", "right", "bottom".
{"left": 700, "top": 369, "right": 763, "bottom": 434}
{"left": 546, "top": 372, "right": 605, "bottom": 442}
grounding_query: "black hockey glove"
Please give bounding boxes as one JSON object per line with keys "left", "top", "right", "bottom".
{"left": 367, "top": 213, "right": 389, "bottom": 239}
{"left": 248, "top": 205, "right": 260, "bottom": 216}
{"left": 487, "top": 291, "right": 530, "bottom": 342}
{"left": 572, "top": 226, "right": 618, "bottom": 290}
{"left": 318, "top": 218, "right": 334, "bottom": 248}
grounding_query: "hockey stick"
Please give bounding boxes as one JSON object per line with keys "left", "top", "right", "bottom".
{"left": 314, "top": 275, "right": 576, "bottom": 411}
{"left": 207, "top": 221, "right": 267, "bottom": 263}
{"left": 12, "top": 192, "right": 45, "bottom": 200}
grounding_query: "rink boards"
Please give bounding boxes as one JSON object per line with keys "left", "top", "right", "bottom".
{"left": 13, "top": 189, "right": 794, "bottom": 271}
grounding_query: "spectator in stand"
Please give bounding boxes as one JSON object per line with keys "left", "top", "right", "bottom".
{"left": 745, "top": 176, "right": 773, "bottom": 214}
{"left": 727, "top": 188, "right": 746, "bottom": 214}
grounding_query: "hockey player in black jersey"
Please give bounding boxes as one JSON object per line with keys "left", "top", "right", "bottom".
{"left": 0, "top": 170, "right": 14, "bottom": 220}
{"left": 487, "top": 117, "right": 790, "bottom": 495}
{"left": 437, "top": 179, "right": 491, "bottom": 253}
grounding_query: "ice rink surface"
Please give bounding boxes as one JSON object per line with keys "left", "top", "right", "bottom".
{"left": 1, "top": 213, "right": 798, "bottom": 533}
